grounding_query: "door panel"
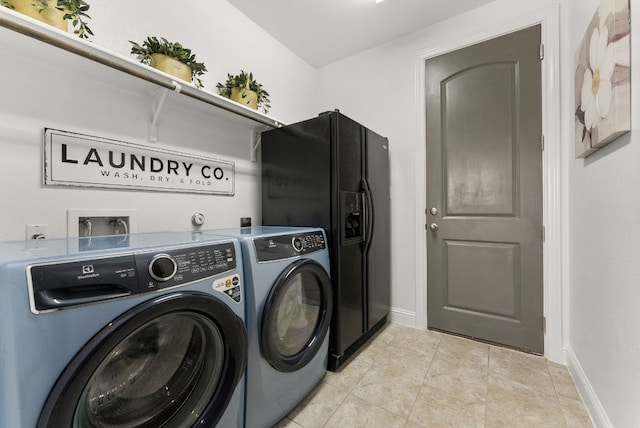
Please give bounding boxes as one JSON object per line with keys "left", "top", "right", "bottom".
{"left": 426, "top": 25, "right": 543, "bottom": 353}
{"left": 337, "top": 244, "right": 364, "bottom": 353}
{"left": 444, "top": 63, "right": 516, "bottom": 216}
{"left": 336, "top": 113, "right": 364, "bottom": 193}
{"left": 445, "top": 241, "right": 520, "bottom": 318}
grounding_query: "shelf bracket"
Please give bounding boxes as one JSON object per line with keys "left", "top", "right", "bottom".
{"left": 149, "top": 81, "right": 182, "bottom": 142}
{"left": 250, "top": 131, "right": 261, "bottom": 162}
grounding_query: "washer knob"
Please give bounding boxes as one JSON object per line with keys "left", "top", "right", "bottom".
{"left": 149, "top": 254, "right": 178, "bottom": 282}
{"left": 292, "top": 237, "right": 304, "bottom": 252}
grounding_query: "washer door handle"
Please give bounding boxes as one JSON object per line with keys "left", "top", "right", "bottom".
{"left": 35, "top": 287, "right": 132, "bottom": 310}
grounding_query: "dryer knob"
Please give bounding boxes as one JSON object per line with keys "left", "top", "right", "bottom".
{"left": 292, "top": 237, "right": 304, "bottom": 252}
{"left": 149, "top": 254, "right": 178, "bottom": 282}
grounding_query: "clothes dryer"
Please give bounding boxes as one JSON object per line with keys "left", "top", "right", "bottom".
{"left": 210, "top": 226, "right": 332, "bottom": 428}
{"left": 0, "top": 232, "right": 247, "bottom": 428}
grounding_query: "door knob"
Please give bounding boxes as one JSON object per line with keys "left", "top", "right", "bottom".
{"left": 430, "top": 207, "right": 438, "bottom": 216}
{"left": 429, "top": 223, "right": 439, "bottom": 232}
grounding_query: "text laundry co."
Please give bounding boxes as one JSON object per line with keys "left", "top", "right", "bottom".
{"left": 44, "top": 128, "right": 235, "bottom": 195}
{"left": 60, "top": 144, "right": 225, "bottom": 179}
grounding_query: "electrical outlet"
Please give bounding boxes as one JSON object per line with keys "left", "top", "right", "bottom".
{"left": 26, "top": 224, "right": 49, "bottom": 240}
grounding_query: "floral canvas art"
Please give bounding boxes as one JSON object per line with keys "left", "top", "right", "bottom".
{"left": 575, "top": 0, "right": 631, "bottom": 158}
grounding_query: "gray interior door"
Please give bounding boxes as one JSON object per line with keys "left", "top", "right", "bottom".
{"left": 425, "top": 25, "right": 543, "bottom": 353}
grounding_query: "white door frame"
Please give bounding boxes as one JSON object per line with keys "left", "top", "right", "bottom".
{"left": 413, "top": 5, "right": 565, "bottom": 363}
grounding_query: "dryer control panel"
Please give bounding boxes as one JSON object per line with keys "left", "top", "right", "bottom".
{"left": 29, "top": 241, "right": 237, "bottom": 312}
{"left": 254, "top": 232, "right": 326, "bottom": 262}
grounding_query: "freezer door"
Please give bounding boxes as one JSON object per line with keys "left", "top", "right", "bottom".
{"left": 364, "top": 129, "right": 390, "bottom": 330}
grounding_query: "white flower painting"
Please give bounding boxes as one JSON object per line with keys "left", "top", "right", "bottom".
{"left": 575, "top": 0, "right": 630, "bottom": 158}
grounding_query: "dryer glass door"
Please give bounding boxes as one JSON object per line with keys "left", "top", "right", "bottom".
{"left": 262, "top": 260, "right": 332, "bottom": 372}
{"left": 39, "top": 292, "right": 247, "bottom": 428}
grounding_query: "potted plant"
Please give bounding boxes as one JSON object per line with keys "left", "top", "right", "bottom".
{"left": 216, "top": 70, "right": 271, "bottom": 113}
{"left": 2, "top": 0, "right": 92, "bottom": 39}
{"left": 130, "top": 36, "right": 207, "bottom": 87}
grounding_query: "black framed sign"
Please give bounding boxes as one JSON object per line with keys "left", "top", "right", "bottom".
{"left": 43, "top": 128, "right": 235, "bottom": 195}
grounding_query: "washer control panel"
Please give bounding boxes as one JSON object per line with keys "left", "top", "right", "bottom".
{"left": 254, "top": 231, "right": 326, "bottom": 262}
{"left": 29, "top": 241, "right": 237, "bottom": 312}
{"left": 136, "top": 242, "right": 236, "bottom": 292}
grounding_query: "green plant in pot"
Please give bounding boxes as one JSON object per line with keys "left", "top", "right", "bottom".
{"left": 216, "top": 70, "right": 271, "bottom": 113}
{"left": 130, "top": 36, "right": 207, "bottom": 87}
{"left": 2, "top": 0, "right": 92, "bottom": 39}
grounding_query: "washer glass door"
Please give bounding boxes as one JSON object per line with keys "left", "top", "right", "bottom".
{"left": 74, "top": 312, "right": 223, "bottom": 427}
{"left": 262, "top": 260, "right": 332, "bottom": 372}
{"left": 39, "top": 292, "right": 247, "bottom": 428}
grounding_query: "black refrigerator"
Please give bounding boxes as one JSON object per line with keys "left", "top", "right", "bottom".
{"left": 261, "top": 110, "right": 390, "bottom": 370}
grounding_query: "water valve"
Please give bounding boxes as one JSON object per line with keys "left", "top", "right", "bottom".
{"left": 192, "top": 212, "right": 205, "bottom": 227}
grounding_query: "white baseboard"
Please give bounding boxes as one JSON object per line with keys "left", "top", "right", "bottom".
{"left": 566, "top": 347, "right": 612, "bottom": 428}
{"left": 389, "top": 307, "right": 416, "bottom": 327}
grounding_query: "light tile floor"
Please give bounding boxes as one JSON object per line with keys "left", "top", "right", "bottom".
{"left": 274, "top": 323, "right": 593, "bottom": 428}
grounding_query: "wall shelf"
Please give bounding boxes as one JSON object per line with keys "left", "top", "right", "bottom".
{"left": 0, "top": 8, "right": 284, "bottom": 142}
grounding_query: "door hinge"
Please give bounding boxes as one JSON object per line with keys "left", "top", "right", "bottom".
{"left": 543, "top": 316, "right": 547, "bottom": 333}
{"left": 541, "top": 226, "right": 546, "bottom": 242}
{"left": 541, "top": 135, "right": 545, "bottom": 151}
{"left": 539, "top": 43, "right": 545, "bottom": 60}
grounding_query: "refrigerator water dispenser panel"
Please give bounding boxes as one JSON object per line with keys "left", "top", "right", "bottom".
{"left": 340, "top": 191, "right": 364, "bottom": 243}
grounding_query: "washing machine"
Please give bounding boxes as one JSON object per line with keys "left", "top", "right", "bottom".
{"left": 210, "top": 226, "right": 332, "bottom": 428}
{"left": 0, "top": 232, "right": 247, "bottom": 428}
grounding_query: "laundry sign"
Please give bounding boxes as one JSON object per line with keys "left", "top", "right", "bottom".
{"left": 44, "top": 129, "right": 235, "bottom": 195}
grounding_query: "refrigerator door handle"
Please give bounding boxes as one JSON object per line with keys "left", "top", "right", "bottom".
{"left": 362, "top": 180, "right": 374, "bottom": 252}
{"left": 360, "top": 190, "right": 367, "bottom": 245}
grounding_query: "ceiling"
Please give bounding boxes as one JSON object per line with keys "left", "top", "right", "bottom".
{"left": 227, "top": 0, "right": 495, "bottom": 68}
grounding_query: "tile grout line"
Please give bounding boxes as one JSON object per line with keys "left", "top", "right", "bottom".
{"left": 360, "top": 338, "right": 410, "bottom": 424}
{"left": 361, "top": 327, "right": 442, "bottom": 427}
{"left": 385, "top": 328, "right": 418, "bottom": 427}
{"left": 318, "top": 335, "right": 392, "bottom": 428}
{"left": 318, "top": 378, "right": 350, "bottom": 428}
{"left": 320, "top": 325, "right": 590, "bottom": 428}
{"left": 405, "top": 334, "right": 441, "bottom": 427}
{"left": 484, "top": 345, "right": 492, "bottom": 428}
{"left": 545, "top": 360, "right": 570, "bottom": 428}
